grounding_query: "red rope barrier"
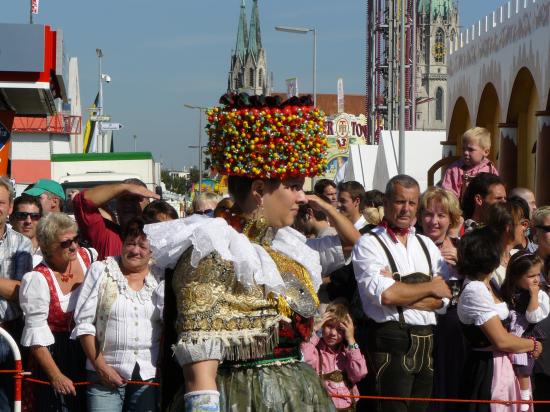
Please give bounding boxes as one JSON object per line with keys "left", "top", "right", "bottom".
{"left": 23, "top": 377, "right": 160, "bottom": 387}
{"left": 329, "top": 393, "right": 550, "bottom": 405}
{"left": 1, "top": 367, "right": 548, "bottom": 404}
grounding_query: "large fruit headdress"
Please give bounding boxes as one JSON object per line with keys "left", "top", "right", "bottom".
{"left": 206, "top": 93, "right": 328, "bottom": 179}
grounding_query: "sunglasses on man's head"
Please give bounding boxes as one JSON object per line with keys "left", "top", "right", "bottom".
{"left": 59, "top": 236, "right": 79, "bottom": 248}
{"left": 12, "top": 211, "right": 42, "bottom": 221}
{"left": 536, "top": 225, "right": 550, "bottom": 233}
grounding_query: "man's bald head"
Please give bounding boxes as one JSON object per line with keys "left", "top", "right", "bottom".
{"left": 509, "top": 187, "right": 536, "bottom": 218}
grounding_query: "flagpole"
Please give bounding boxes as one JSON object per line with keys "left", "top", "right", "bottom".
{"left": 29, "top": 0, "right": 33, "bottom": 24}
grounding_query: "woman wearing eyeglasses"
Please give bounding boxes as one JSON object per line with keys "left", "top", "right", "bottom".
{"left": 72, "top": 217, "right": 163, "bottom": 412}
{"left": 19, "top": 212, "right": 97, "bottom": 412}
{"left": 10, "top": 196, "right": 44, "bottom": 267}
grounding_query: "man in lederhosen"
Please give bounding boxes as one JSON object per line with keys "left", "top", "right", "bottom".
{"left": 352, "top": 175, "right": 452, "bottom": 412}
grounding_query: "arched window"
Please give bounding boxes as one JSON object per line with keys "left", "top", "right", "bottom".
{"left": 258, "top": 69, "right": 264, "bottom": 88}
{"left": 249, "top": 68, "right": 255, "bottom": 88}
{"left": 434, "top": 28, "right": 445, "bottom": 63}
{"left": 450, "top": 29, "right": 456, "bottom": 45}
{"left": 436, "top": 87, "right": 444, "bottom": 121}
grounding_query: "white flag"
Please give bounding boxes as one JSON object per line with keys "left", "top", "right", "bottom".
{"left": 31, "top": 0, "right": 39, "bottom": 14}
{"left": 337, "top": 78, "right": 344, "bottom": 113}
{"left": 286, "top": 78, "right": 298, "bottom": 98}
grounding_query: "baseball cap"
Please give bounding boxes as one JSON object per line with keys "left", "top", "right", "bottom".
{"left": 23, "top": 179, "right": 66, "bottom": 201}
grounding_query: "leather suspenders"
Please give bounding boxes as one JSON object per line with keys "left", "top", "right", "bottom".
{"left": 370, "top": 233, "right": 433, "bottom": 326}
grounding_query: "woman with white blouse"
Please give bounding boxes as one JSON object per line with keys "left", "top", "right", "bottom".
{"left": 457, "top": 227, "right": 543, "bottom": 412}
{"left": 19, "top": 212, "right": 97, "bottom": 411}
{"left": 71, "top": 218, "right": 163, "bottom": 412}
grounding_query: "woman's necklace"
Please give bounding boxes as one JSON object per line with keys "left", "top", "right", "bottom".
{"left": 59, "top": 261, "right": 73, "bottom": 282}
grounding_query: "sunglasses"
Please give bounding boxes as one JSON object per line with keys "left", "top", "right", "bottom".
{"left": 536, "top": 225, "right": 550, "bottom": 233}
{"left": 12, "top": 211, "right": 42, "bottom": 221}
{"left": 194, "top": 209, "right": 213, "bottom": 216}
{"left": 59, "top": 236, "right": 79, "bottom": 248}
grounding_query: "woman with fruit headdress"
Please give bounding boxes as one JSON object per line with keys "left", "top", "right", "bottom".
{"left": 145, "top": 94, "right": 360, "bottom": 411}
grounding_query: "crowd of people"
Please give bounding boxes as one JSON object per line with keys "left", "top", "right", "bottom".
{"left": 0, "top": 93, "right": 548, "bottom": 412}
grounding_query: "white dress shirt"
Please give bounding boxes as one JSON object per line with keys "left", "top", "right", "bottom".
{"left": 71, "top": 258, "right": 163, "bottom": 380}
{"left": 19, "top": 249, "right": 96, "bottom": 347}
{"left": 354, "top": 215, "right": 368, "bottom": 230}
{"left": 352, "top": 226, "right": 450, "bottom": 325}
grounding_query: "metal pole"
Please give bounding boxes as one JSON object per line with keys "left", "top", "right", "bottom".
{"left": 29, "top": 0, "right": 33, "bottom": 24}
{"left": 198, "top": 110, "right": 203, "bottom": 193}
{"left": 133, "top": 134, "right": 137, "bottom": 152}
{"left": 398, "top": 0, "right": 406, "bottom": 174}
{"left": 97, "top": 51, "right": 104, "bottom": 153}
{"left": 312, "top": 29, "right": 317, "bottom": 107}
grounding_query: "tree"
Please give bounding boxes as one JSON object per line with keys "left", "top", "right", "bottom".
{"left": 161, "top": 170, "right": 189, "bottom": 195}
{"left": 189, "top": 167, "right": 200, "bottom": 183}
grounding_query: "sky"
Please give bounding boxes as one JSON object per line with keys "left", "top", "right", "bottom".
{"left": 4, "top": 0, "right": 505, "bottom": 170}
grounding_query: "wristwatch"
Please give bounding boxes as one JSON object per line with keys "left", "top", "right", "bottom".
{"left": 347, "top": 342, "right": 359, "bottom": 350}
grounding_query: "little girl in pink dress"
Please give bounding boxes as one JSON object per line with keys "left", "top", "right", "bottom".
{"left": 301, "top": 302, "right": 368, "bottom": 411}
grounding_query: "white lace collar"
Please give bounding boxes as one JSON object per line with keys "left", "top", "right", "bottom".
{"left": 104, "top": 256, "right": 158, "bottom": 302}
{"left": 144, "top": 216, "right": 322, "bottom": 296}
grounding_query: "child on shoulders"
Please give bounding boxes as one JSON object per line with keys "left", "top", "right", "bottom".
{"left": 442, "top": 127, "right": 499, "bottom": 200}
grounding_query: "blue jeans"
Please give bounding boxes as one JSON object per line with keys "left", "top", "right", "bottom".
{"left": 86, "top": 364, "right": 158, "bottom": 412}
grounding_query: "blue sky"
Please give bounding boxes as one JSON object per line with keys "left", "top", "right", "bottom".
{"left": 4, "top": 0, "right": 505, "bottom": 170}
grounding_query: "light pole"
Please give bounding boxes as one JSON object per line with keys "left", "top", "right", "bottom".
{"left": 398, "top": 0, "right": 406, "bottom": 174}
{"left": 133, "top": 134, "right": 137, "bottom": 152}
{"left": 184, "top": 104, "right": 208, "bottom": 193}
{"left": 275, "top": 26, "right": 317, "bottom": 107}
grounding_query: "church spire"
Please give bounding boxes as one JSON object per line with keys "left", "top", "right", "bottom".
{"left": 247, "top": 0, "right": 262, "bottom": 58}
{"left": 235, "top": 0, "right": 248, "bottom": 61}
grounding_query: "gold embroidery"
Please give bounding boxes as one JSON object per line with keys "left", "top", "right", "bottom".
{"left": 172, "top": 239, "right": 320, "bottom": 361}
{"left": 264, "top": 247, "right": 320, "bottom": 309}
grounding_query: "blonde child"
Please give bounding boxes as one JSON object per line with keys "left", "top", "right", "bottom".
{"left": 301, "top": 302, "right": 368, "bottom": 411}
{"left": 442, "top": 127, "right": 499, "bottom": 200}
{"left": 501, "top": 252, "right": 550, "bottom": 411}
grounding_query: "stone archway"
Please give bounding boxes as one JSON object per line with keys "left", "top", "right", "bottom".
{"left": 506, "top": 67, "right": 539, "bottom": 190}
{"left": 476, "top": 83, "right": 501, "bottom": 163}
{"left": 447, "top": 97, "right": 472, "bottom": 153}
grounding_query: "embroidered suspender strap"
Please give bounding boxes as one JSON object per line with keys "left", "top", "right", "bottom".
{"left": 370, "top": 233, "right": 407, "bottom": 325}
{"left": 371, "top": 233, "right": 434, "bottom": 326}
{"left": 414, "top": 235, "right": 433, "bottom": 277}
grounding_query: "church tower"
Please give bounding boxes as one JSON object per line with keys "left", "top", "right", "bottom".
{"left": 228, "top": 0, "right": 269, "bottom": 95}
{"left": 416, "top": 0, "right": 459, "bottom": 130}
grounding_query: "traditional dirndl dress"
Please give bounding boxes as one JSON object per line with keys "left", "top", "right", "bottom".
{"left": 22, "top": 248, "right": 91, "bottom": 412}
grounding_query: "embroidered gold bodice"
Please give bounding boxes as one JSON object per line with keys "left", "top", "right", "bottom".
{"left": 172, "top": 224, "right": 319, "bottom": 361}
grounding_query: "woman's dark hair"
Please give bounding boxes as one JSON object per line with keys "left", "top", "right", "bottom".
{"left": 485, "top": 202, "right": 524, "bottom": 244}
{"left": 227, "top": 175, "right": 280, "bottom": 205}
{"left": 456, "top": 226, "right": 502, "bottom": 280}
{"left": 142, "top": 200, "right": 178, "bottom": 223}
{"left": 121, "top": 217, "right": 146, "bottom": 242}
{"left": 364, "top": 190, "right": 385, "bottom": 208}
{"left": 14, "top": 195, "right": 43, "bottom": 215}
{"left": 508, "top": 196, "right": 530, "bottom": 223}
{"left": 313, "top": 179, "right": 336, "bottom": 196}
{"left": 500, "top": 252, "right": 542, "bottom": 309}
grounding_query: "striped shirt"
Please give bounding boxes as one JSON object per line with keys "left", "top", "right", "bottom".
{"left": 0, "top": 226, "right": 33, "bottom": 322}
